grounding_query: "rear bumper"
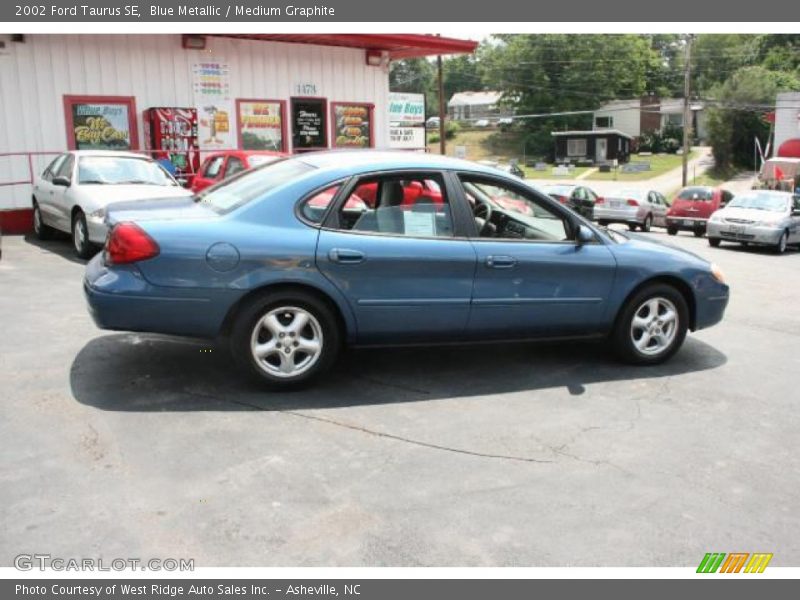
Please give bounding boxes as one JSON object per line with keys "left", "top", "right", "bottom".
{"left": 593, "top": 206, "right": 643, "bottom": 224}
{"left": 666, "top": 216, "right": 707, "bottom": 230}
{"left": 83, "top": 254, "right": 233, "bottom": 338}
{"left": 706, "top": 222, "right": 783, "bottom": 245}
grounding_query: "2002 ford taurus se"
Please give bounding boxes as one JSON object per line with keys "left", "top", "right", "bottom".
{"left": 84, "top": 152, "right": 730, "bottom": 388}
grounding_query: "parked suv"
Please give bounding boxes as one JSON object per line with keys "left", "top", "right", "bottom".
{"left": 666, "top": 186, "right": 733, "bottom": 237}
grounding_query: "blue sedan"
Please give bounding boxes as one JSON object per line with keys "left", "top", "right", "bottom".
{"left": 84, "top": 151, "right": 730, "bottom": 388}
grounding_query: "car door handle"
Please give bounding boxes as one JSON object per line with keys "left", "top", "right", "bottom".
{"left": 486, "top": 255, "right": 517, "bottom": 269}
{"left": 329, "top": 248, "right": 365, "bottom": 264}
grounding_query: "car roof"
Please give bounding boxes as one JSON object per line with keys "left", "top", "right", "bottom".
{"left": 295, "top": 150, "right": 504, "bottom": 176}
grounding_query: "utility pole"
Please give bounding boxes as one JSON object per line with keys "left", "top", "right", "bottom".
{"left": 437, "top": 53, "right": 446, "bottom": 155}
{"left": 682, "top": 34, "right": 694, "bottom": 187}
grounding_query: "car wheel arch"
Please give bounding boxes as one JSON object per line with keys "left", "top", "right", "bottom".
{"left": 218, "top": 282, "right": 352, "bottom": 343}
{"left": 614, "top": 275, "right": 697, "bottom": 332}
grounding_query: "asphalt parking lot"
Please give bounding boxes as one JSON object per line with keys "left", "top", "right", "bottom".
{"left": 1, "top": 231, "right": 799, "bottom": 567}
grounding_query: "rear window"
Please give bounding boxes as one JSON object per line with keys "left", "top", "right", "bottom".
{"left": 196, "top": 159, "right": 314, "bottom": 214}
{"left": 678, "top": 187, "right": 713, "bottom": 201}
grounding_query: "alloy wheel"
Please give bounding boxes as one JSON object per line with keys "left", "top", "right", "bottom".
{"left": 73, "top": 218, "right": 86, "bottom": 252}
{"left": 249, "top": 306, "right": 323, "bottom": 378}
{"left": 33, "top": 207, "right": 41, "bottom": 234}
{"left": 630, "top": 297, "right": 679, "bottom": 356}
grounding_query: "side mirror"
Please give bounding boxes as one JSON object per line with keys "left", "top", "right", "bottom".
{"left": 575, "top": 224, "right": 595, "bottom": 246}
{"left": 52, "top": 176, "right": 71, "bottom": 187}
{"left": 176, "top": 177, "right": 188, "bottom": 187}
{"left": 792, "top": 209, "right": 800, "bottom": 216}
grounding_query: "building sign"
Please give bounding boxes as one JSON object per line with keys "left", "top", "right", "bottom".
{"left": 332, "top": 103, "right": 372, "bottom": 148}
{"left": 389, "top": 127, "right": 426, "bottom": 150}
{"left": 291, "top": 98, "right": 327, "bottom": 150}
{"left": 192, "top": 60, "right": 234, "bottom": 150}
{"left": 294, "top": 82, "right": 318, "bottom": 96}
{"left": 63, "top": 95, "right": 138, "bottom": 151}
{"left": 236, "top": 99, "right": 286, "bottom": 151}
{"left": 389, "top": 92, "right": 426, "bottom": 125}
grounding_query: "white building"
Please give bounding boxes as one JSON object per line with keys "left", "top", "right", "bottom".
{"left": 0, "top": 33, "right": 476, "bottom": 233}
{"left": 774, "top": 92, "right": 800, "bottom": 155}
{"left": 447, "top": 91, "right": 504, "bottom": 121}
{"left": 592, "top": 96, "right": 707, "bottom": 141}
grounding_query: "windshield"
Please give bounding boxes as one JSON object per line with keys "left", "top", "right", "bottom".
{"left": 197, "top": 158, "right": 314, "bottom": 213}
{"left": 678, "top": 187, "right": 713, "bottom": 201}
{"left": 728, "top": 193, "right": 789, "bottom": 212}
{"left": 78, "top": 156, "right": 177, "bottom": 186}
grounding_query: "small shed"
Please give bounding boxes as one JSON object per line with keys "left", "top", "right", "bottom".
{"left": 551, "top": 129, "right": 632, "bottom": 164}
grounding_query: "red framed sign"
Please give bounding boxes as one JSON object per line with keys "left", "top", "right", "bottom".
{"left": 63, "top": 95, "right": 139, "bottom": 151}
{"left": 290, "top": 96, "right": 328, "bottom": 152}
{"left": 235, "top": 98, "right": 288, "bottom": 152}
{"left": 331, "top": 102, "right": 374, "bottom": 149}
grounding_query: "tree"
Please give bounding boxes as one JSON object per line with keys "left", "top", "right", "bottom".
{"left": 706, "top": 66, "right": 800, "bottom": 170}
{"left": 389, "top": 58, "right": 437, "bottom": 114}
{"left": 443, "top": 54, "right": 483, "bottom": 102}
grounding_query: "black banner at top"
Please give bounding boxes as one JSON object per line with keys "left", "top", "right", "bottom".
{"left": 1, "top": 0, "right": 795, "bottom": 22}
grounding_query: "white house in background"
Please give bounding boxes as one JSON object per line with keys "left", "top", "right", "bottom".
{"left": 592, "top": 95, "right": 707, "bottom": 141}
{"left": 774, "top": 92, "right": 800, "bottom": 155}
{"left": 447, "top": 91, "right": 504, "bottom": 121}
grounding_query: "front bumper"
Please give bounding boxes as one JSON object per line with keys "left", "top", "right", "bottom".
{"left": 706, "top": 221, "right": 783, "bottom": 246}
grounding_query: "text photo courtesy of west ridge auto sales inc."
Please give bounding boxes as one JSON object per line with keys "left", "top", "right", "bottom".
{"left": 0, "top": 6, "right": 799, "bottom": 594}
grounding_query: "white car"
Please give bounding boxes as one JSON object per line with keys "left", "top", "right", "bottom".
{"left": 474, "top": 119, "right": 490, "bottom": 127}
{"left": 707, "top": 190, "right": 800, "bottom": 253}
{"left": 32, "top": 151, "right": 192, "bottom": 257}
{"left": 593, "top": 188, "right": 669, "bottom": 232}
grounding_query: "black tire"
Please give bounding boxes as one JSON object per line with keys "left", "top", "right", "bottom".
{"left": 708, "top": 237, "right": 721, "bottom": 247}
{"left": 71, "top": 210, "right": 93, "bottom": 259}
{"left": 32, "top": 201, "right": 53, "bottom": 240}
{"left": 627, "top": 223, "right": 638, "bottom": 232}
{"left": 230, "top": 290, "right": 342, "bottom": 389}
{"left": 774, "top": 230, "right": 789, "bottom": 254}
{"left": 612, "top": 283, "right": 689, "bottom": 365}
{"left": 667, "top": 226, "right": 678, "bottom": 236}
{"left": 693, "top": 228, "right": 705, "bottom": 238}
{"left": 640, "top": 214, "right": 652, "bottom": 232}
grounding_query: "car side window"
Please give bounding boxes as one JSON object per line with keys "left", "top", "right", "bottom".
{"left": 574, "top": 188, "right": 586, "bottom": 201}
{"left": 224, "top": 156, "right": 245, "bottom": 178}
{"left": 299, "top": 185, "right": 343, "bottom": 224}
{"left": 42, "top": 155, "right": 67, "bottom": 182}
{"left": 460, "top": 176, "right": 571, "bottom": 242}
{"left": 203, "top": 156, "right": 225, "bottom": 179}
{"left": 336, "top": 173, "right": 454, "bottom": 238}
{"left": 55, "top": 155, "right": 75, "bottom": 181}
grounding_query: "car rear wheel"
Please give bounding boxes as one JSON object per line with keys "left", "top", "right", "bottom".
{"left": 33, "top": 202, "right": 54, "bottom": 240}
{"left": 667, "top": 226, "right": 678, "bottom": 236}
{"left": 693, "top": 228, "right": 705, "bottom": 238}
{"left": 774, "top": 230, "right": 789, "bottom": 254}
{"left": 708, "top": 237, "right": 721, "bottom": 247}
{"left": 627, "top": 223, "right": 638, "bottom": 232}
{"left": 640, "top": 214, "right": 652, "bottom": 232}
{"left": 71, "top": 211, "right": 92, "bottom": 259}
{"left": 613, "top": 284, "right": 689, "bottom": 365}
{"left": 230, "top": 290, "right": 341, "bottom": 389}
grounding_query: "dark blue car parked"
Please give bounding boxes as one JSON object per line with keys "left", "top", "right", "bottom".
{"left": 84, "top": 151, "right": 729, "bottom": 388}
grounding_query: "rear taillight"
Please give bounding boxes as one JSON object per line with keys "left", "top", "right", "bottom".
{"left": 626, "top": 199, "right": 639, "bottom": 207}
{"left": 105, "top": 222, "right": 160, "bottom": 265}
{"left": 595, "top": 197, "right": 605, "bottom": 205}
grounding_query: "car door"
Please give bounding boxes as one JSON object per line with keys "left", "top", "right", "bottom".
{"left": 192, "top": 155, "right": 225, "bottom": 192}
{"left": 314, "top": 170, "right": 477, "bottom": 344}
{"left": 34, "top": 154, "right": 67, "bottom": 227}
{"left": 456, "top": 173, "right": 617, "bottom": 339}
{"left": 50, "top": 154, "right": 76, "bottom": 231}
{"left": 649, "top": 191, "right": 667, "bottom": 227}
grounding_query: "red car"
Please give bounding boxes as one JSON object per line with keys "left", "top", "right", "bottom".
{"left": 191, "top": 151, "right": 286, "bottom": 193}
{"left": 666, "top": 186, "right": 734, "bottom": 237}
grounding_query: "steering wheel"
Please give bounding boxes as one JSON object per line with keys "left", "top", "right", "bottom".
{"left": 473, "top": 199, "right": 492, "bottom": 222}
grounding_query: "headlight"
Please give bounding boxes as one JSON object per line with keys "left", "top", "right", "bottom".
{"left": 709, "top": 212, "right": 724, "bottom": 223}
{"left": 754, "top": 219, "right": 780, "bottom": 227}
{"left": 88, "top": 208, "right": 106, "bottom": 220}
{"left": 710, "top": 262, "right": 726, "bottom": 284}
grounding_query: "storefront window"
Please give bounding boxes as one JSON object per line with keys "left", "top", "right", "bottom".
{"left": 63, "top": 95, "right": 138, "bottom": 151}
{"left": 331, "top": 103, "right": 373, "bottom": 149}
{"left": 236, "top": 99, "right": 286, "bottom": 152}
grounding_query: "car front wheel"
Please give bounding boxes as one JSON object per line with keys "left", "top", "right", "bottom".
{"left": 72, "top": 211, "right": 93, "bottom": 259}
{"left": 667, "top": 226, "right": 678, "bottom": 236}
{"left": 708, "top": 237, "right": 721, "bottom": 247}
{"left": 775, "top": 230, "right": 789, "bottom": 254}
{"left": 230, "top": 290, "right": 341, "bottom": 389}
{"left": 640, "top": 214, "right": 652, "bottom": 232}
{"left": 613, "top": 284, "right": 689, "bottom": 365}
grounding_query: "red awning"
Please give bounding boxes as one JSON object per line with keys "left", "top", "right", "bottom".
{"left": 208, "top": 34, "right": 478, "bottom": 59}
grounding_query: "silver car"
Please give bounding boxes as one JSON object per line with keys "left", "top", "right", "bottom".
{"left": 32, "top": 150, "right": 192, "bottom": 258}
{"left": 707, "top": 190, "right": 800, "bottom": 253}
{"left": 593, "top": 188, "right": 669, "bottom": 232}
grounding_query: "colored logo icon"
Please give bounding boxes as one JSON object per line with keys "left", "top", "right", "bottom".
{"left": 697, "top": 553, "right": 773, "bottom": 573}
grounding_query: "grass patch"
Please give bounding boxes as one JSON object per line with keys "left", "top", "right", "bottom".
{"left": 523, "top": 166, "right": 593, "bottom": 179}
{"left": 427, "top": 128, "right": 528, "bottom": 162}
{"left": 585, "top": 151, "right": 698, "bottom": 181}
